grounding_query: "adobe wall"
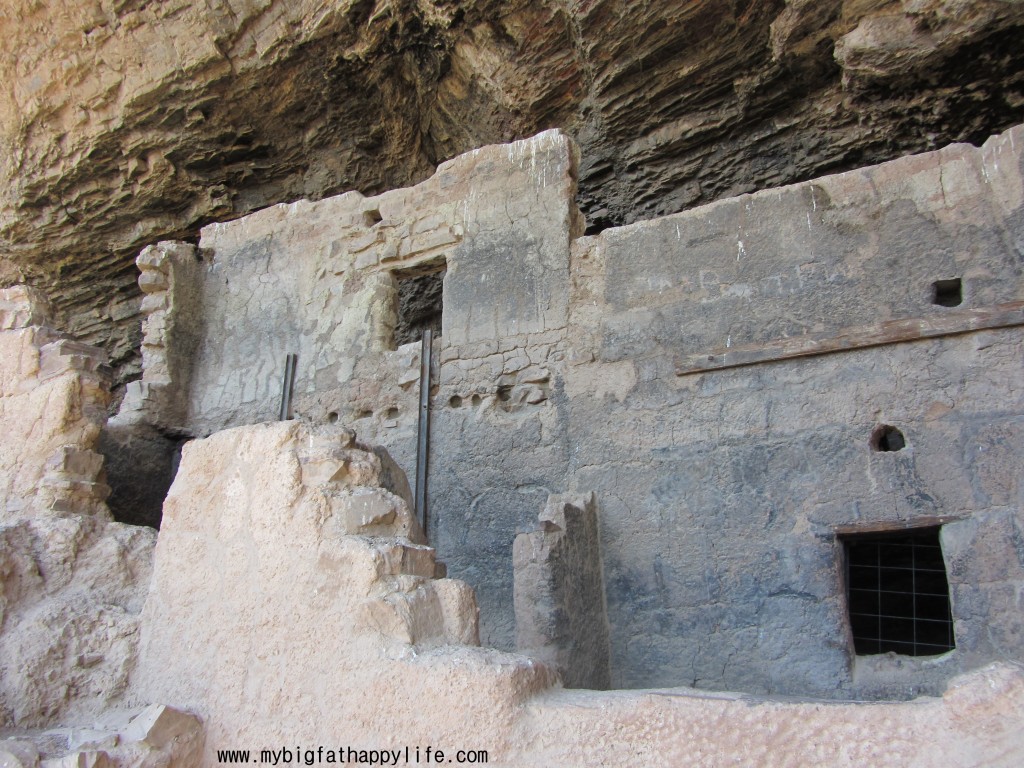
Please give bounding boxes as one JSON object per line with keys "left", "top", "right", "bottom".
{"left": 130, "top": 124, "right": 1024, "bottom": 699}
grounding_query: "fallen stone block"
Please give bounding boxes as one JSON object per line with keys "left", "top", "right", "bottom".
{"left": 119, "top": 704, "right": 199, "bottom": 751}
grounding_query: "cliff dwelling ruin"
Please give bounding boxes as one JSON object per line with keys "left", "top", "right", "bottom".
{"left": 3, "top": 1, "right": 1024, "bottom": 766}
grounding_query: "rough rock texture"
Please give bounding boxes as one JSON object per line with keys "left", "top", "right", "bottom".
{"left": 137, "top": 125, "right": 1024, "bottom": 699}
{"left": 0, "top": 287, "right": 110, "bottom": 516}
{"left": 394, "top": 267, "right": 445, "bottom": 347}
{"left": 0, "top": 704, "right": 203, "bottom": 768}
{"left": 513, "top": 492, "right": 610, "bottom": 690}
{"left": 3, "top": 0, "right": 1024, "bottom": 381}
{"left": 131, "top": 419, "right": 1024, "bottom": 766}
{"left": 133, "top": 421, "right": 533, "bottom": 761}
{"left": 0, "top": 287, "right": 156, "bottom": 727}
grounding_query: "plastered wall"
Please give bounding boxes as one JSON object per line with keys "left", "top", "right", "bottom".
{"left": 131, "top": 124, "right": 1024, "bottom": 699}
{"left": 133, "top": 420, "right": 1024, "bottom": 767}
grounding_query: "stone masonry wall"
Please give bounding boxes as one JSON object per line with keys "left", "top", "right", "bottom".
{"left": 513, "top": 492, "right": 611, "bottom": 690}
{"left": 177, "top": 129, "right": 577, "bottom": 439}
{"left": 101, "top": 242, "right": 206, "bottom": 528}
{"left": 131, "top": 420, "right": 1024, "bottom": 766}
{"left": 131, "top": 124, "right": 1024, "bottom": 699}
{"left": 565, "top": 123, "right": 1024, "bottom": 695}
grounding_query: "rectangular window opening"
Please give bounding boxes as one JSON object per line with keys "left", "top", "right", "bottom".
{"left": 842, "top": 527, "right": 955, "bottom": 657}
{"left": 393, "top": 259, "right": 446, "bottom": 348}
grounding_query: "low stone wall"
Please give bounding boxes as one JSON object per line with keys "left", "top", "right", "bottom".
{"left": 130, "top": 420, "right": 1024, "bottom": 766}
{"left": 513, "top": 493, "right": 610, "bottom": 689}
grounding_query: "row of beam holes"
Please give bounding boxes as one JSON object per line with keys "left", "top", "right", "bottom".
{"left": 325, "top": 407, "right": 398, "bottom": 423}
{"left": 446, "top": 283, "right": 962, "bottom": 416}
{"left": 331, "top": 279, "right": 960, "bottom": 421}
{"left": 449, "top": 385, "right": 517, "bottom": 408}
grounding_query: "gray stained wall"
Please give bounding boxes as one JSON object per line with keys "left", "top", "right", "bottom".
{"left": 128, "top": 124, "right": 1024, "bottom": 700}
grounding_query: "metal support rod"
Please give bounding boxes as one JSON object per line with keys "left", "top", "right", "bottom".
{"left": 279, "top": 353, "right": 297, "bottom": 421}
{"left": 414, "top": 329, "right": 433, "bottom": 537}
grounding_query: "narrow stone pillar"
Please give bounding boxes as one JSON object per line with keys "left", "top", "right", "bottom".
{"left": 513, "top": 492, "right": 611, "bottom": 689}
{"left": 102, "top": 241, "right": 203, "bottom": 527}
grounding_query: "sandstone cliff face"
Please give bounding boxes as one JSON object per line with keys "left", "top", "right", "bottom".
{"left": 2, "top": 0, "right": 1024, "bottom": 380}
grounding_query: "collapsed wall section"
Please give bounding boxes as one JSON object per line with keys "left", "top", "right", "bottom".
{"left": 132, "top": 421, "right": 551, "bottom": 764}
{"left": 0, "top": 286, "right": 156, "bottom": 728}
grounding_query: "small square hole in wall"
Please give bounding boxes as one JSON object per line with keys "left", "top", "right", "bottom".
{"left": 931, "top": 278, "right": 962, "bottom": 307}
{"left": 870, "top": 424, "right": 906, "bottom": 452}
{"left": 393, "top": 259, "right": 446, "bottom": 348}
{"left": 842, "top": 527, "right": 955, "bottom": 656}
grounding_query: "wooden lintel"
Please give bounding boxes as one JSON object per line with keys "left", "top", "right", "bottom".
{"left": 675, "top": 301, "right": 1024, "bottom": 377}
{"left": 833, "top": 516, "right": 963, "bottom": 536}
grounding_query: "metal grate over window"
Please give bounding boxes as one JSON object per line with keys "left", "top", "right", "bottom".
{"left": 844, "top": 528, "right": 955, "bottom": 656}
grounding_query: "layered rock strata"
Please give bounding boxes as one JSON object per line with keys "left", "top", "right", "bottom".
{"left": 4, "top": 0, "right": 1024, "bottom": 381}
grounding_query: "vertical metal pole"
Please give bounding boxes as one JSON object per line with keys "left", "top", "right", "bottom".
{"left": 279, "top": 353, "right": 297, "bottom": 421}
{"left": 415, "top": 330, "right": 433, "bottom": 537}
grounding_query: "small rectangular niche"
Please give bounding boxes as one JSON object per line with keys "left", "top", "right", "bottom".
{"left": 931, "top": 278, "right": 963, "bottom": 307}
{"left": 393, "top": 259, "right": 446, "bottom": 348}
{"left": 842, "top": 527, "right": 955, "bottom": 657}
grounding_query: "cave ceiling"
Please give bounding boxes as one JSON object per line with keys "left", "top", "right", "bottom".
{"left": 2, "top": 0, "right": 1023, "bottom": 380}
